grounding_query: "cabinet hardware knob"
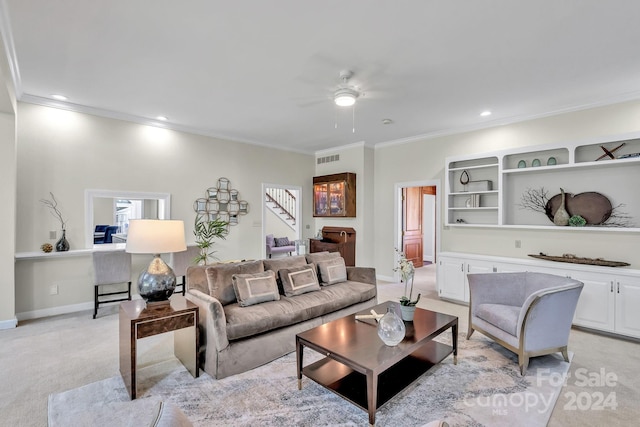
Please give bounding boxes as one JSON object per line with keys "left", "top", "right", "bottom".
{"left": 610, "top": 281, "right": 614, "bottom": 292}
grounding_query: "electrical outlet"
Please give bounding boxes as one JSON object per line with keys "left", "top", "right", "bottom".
{"left": 49, "top": 230, "right": 57, "bottom": 239}
{"left": 49, "top": 284, "right": 59, "bottom": 295}
{"left": 515, "top": 240, "right": 522, "bottom": 248}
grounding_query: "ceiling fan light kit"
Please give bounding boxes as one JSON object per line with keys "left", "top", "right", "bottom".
{"left": 333, "top": 70, "right": 361, "bottom": 107}
{"left": 334, "top": 87, "right": 359, "bottom": 107}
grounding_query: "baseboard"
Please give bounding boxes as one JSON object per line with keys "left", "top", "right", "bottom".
{"left": 376, "top": 274, "right": 395, "bottom": 282}
{"left": 16, "top": 294, "right": 144, "bottom": 321}
{"left": 16, "top": 302, "right": 94, "bottom": 321}
{"left": 0, "top": 317, "right": 18, "bottom": 329}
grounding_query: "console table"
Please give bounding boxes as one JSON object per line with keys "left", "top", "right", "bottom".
{"left": 119, "top": 296, "right": 199, "bottom": 399}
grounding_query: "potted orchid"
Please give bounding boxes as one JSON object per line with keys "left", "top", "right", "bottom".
{"left": 394, "top": 248, "right": 420, "bottom": 321}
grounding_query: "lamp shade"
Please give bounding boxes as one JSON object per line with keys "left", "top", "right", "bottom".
{"left": 125, "top": 219, "right": 187, "bottom": 254}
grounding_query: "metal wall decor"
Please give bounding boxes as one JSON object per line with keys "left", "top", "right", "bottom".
{"left": 193, "top": 177, "right": 249, "bottom": 230}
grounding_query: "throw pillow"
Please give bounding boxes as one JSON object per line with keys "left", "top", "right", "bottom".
{"left": 317, "top": 256, "right": 348, "bottom": 285}
{"left": 304, "top": 251, "right": 341, "bottom": 265}
{"left": 232, "top": 270, "right": 280, "bottom": 307}
{"left": 205, "top": 260, "right": 264, "bottom": 305}
{"left": 278, "top": 264, "right": 320, "bottom": 296}
{"left": 274, "top": 237, "right": 290, "bottom": 247}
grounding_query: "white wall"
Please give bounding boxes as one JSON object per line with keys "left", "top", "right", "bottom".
{"left": 314, "top": 143, "right": 375, "bottom": 266}
{"left": 265, "top": 208, "right": 296, "bottom": 241}
{"left": 0, "top": 112, "right": 16, "bottom": 327}
{"left": 422, "top": 194, "right": 435, "bottom": 262}
{"left": 374, "top": 100, "right": 640, "bottom": 277}
{"left": 14, "top": 103, "right": 315, "bottom": 316}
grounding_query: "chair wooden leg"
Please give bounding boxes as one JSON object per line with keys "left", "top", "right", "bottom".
{"left": 466, "top": 327, "right": 474, "bottom": 339}
{"left": 181, "top": 275, "right": 186, "bottom": 296}
{"left": 127, "top": 281, "right": 132, "bottom": 301}
{"left": 561, "top": 347, "right": 570, "bottom": 362}
{"left": 519, "top": 353, "right": 529, "bottom": 376}
{"left": 93, "top": 285, "right": 99, "bottom": 319}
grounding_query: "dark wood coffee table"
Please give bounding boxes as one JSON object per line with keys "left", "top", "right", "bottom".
{"left": 296, "top": 301, "right": 458, "bottom": 426}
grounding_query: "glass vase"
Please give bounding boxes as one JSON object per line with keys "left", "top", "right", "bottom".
{"left": 377, "top": 305, "right": 406, "bottom": 346}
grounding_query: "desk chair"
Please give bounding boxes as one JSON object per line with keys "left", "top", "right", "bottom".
{"left": 92, "top": 251, "right": 132, "bottom": 319}
{"left": 168, "top": 246, "right": 200, "bottom": 296}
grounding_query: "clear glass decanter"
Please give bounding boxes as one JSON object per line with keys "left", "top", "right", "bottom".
{"left": 377, "top": 305, "right": 406, "bottom": 346}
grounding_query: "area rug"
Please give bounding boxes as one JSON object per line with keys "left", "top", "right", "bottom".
{"left": 49, "top": 334, "right": 571, "bottom": 426}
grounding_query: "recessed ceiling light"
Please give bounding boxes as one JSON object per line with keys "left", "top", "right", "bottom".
{"left": 382, "top": 118, "right": 394, "bottom": 125}
{"left": 156, "top": 116, "right": 168, "bottom": 121}
{"left": 480, "top": 111, "right": 492, "bottom": 117}
{"left": 51, "top": 94, "right": 67, "bottom": 101}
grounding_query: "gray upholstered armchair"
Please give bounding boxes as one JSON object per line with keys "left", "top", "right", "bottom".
{"left": 467, "top": 272, "right": 583, "bottom": 375}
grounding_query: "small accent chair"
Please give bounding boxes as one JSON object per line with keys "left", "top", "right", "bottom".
{"left": 92, "top": 251, "right": 132, "bottom": 319}
{"left": 168, "top": 245, "right": 200, "bottom": 296}
{"left": 467, "top": 272, "right": 583, "bottom": 375}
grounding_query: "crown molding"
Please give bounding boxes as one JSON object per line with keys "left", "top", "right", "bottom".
{"left": 0, "top": 0, "right": 21, "bottom": 97}
{"left": 375, "top": 91, "right": 640, "bottom": 150}
{"left": 20, "top": 94, "right": 315, "bottom": 155}
{"left": 314, "top": 140, "right": 365, "bottom": 156}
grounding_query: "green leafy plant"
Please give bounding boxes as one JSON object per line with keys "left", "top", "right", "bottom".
{"left": 394, "top": 248, "right": 421, "bottom": 306}
{"left": 569, "top": 215, "right": 587, "bottom": 227}
{"left": 193, "top": 215, "right": 228, "bottom": 264}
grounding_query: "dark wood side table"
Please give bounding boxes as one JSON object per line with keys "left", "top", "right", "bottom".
{"left": 119, "top": 296, "right": 199, "bottom": 399}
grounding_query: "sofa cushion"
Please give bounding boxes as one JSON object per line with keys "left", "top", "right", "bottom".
{"left": 205, "top": 260, "right": 264, "bottom": 305}
{"left": 224, "top": 280, "right": 376, "bottom": 341}
{"left": 232, "top": 270, "right": 280, "bottom": 307}
{"left": 274, "top": 237, "right": 291, "bottom": 247}
{"left": 304, "top": 251, "right": 341, "bottom": 265}
{"left": 476, "top": 303, "right": 521, "bottom": 337}
{"left": 317, "top": 257, "right": 347, "bottom": 285}
{"left": 279, "top": 264, "right": 320, "bottom": 296}
{"left": 263, "top": 255, "right": 307, "bottom": 273}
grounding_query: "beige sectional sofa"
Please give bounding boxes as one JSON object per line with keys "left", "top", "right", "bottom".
{"left": 185, "top": 252, "right": 377, "bottom": 379}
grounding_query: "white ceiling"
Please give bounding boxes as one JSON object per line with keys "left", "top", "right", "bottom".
{"left": 3, "top": 1, "right": 640, "bottom": 153}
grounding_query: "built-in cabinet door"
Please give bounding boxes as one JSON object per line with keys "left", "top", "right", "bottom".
{"left": 438, "top": 258, "right": 466, "bottom": 301}
{"left": 465, "top": 261, "right": 495, "bottom": 302}
{"left": 570, "top": 272, "right": 615, "bottom": 332}
{"left": 614, "top": 278, "right": 640, "bottom": 338}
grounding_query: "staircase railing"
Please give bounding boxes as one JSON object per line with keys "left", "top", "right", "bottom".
{"left": 265, "top": 188, "right": 296, "bottom": 225}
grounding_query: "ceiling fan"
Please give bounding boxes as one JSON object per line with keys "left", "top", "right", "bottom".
{"left": 295, "top": 69, "right": 364, "bottom": 109}
{"left": 333, "top": 70, "right": 362, "bottom": 107}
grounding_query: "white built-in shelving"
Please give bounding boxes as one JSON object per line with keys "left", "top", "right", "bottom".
{"left": 445, "top": 131, "right": 640, "bottom": 231}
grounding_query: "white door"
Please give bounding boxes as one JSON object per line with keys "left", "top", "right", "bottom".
{"left": 571, "top": 272, "right": 615, "bottom": 332}
{"left": 614, "top": 277, "right": 640, "bottom": 339}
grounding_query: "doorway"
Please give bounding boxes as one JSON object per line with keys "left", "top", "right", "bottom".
{"left": 261, "top": 183, "right": 302, "bottom": 259}
{"left": 395, "top": 180, "right": 440, "bottom": 279}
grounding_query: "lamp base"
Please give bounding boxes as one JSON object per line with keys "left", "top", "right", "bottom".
{"left": 146, "top": 299, "right": 171, "bottom": 307}
{"left": 137, "top": 255, "right": 176, "bottom": 303}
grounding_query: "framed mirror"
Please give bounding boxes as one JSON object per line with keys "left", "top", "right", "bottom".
{"left": 84, "top": 189, "right": 171, "bottom": 248}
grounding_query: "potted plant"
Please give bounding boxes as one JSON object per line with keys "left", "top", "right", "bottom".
{"left": 193, "top": 214, "right": 228, "bottom": 264}
{"left": 394, "top": 248, "right": 420, "bottom": 321}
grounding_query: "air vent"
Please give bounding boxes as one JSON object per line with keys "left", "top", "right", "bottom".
{"left": 317, "top": 154, "right": 340, "bottom": 164}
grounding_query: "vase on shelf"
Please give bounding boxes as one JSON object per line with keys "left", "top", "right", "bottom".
{"left": 553, "top": 188, "right": 570, "bottom": 226}
{"left": 55, "top": 229, "right": 70, "bottom": 252}
{"left": 377, "top": 305, "right": 405, "bottom": 346}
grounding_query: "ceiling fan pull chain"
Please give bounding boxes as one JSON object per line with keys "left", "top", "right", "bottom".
{"left": 352, "top": 104, "right": 356, "bottom": 133}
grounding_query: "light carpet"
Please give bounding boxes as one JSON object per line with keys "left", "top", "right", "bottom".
{"left": 49, "top": 334, "right": 571, "bottom": 427}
